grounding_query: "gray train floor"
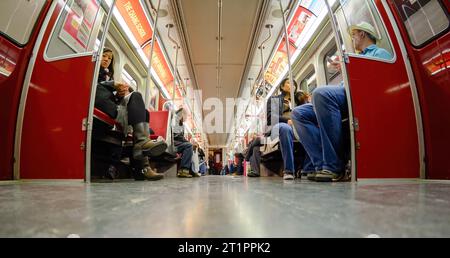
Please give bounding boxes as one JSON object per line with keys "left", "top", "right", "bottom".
{"left": 1, "top": 176, "right": 450, "bottom": 237}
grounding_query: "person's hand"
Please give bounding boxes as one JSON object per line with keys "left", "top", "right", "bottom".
{"left": 329, "top": 56, "right": 342, "bottom": 71}
{"left": 116, "top": 82, "right": 130, "bottom": 97}
{"left": 288, "top": 120, "right": 293, "bottom": 126}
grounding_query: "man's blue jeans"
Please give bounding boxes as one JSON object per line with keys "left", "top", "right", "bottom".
{"left": 271, "top": 123, "right": 315, "bottom": 173}
{"left": 176, "top": 142, "right": 193, "bottom": 170}
{"left": 291, "top": 86, "right": 347, "bottom": 173}
{"left": 271, "top": 123, "right": 294, "bottom": 173}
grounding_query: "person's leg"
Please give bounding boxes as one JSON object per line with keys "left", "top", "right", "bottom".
{"left": 251, "top": 145, "right": 261, "bottom": 175}
{"left": 291, "top": 104, "right": 323, "bottom": 172}
{"left": 176, "top": 142, "right": 193, "bottom": 178}
{"left": 312, "top": 86, "right": 347, "bottom": 175}
{"left": 127, "top": 92, "right": 167, "bottom": 158}
{"left": 271, "top": 123, "right": 295, "bottom": 179}
{"left": 127, "top": 92, "right": 147, "bottom": 125}
{"left": 302, "top": 153, "right": 314, "bottom": 173}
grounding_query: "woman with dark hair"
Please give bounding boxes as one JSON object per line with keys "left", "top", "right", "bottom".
{"left": 95, "top": 47, "right": 166, "bottom": 180}
{"left": 266, "top": 78, "right": 297, "bottom": 180}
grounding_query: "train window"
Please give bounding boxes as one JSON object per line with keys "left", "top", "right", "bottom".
{"left": 392, "top": 0, "right": 449, "bottom": 47}
{"left": 300, "top": 70, "right": 317, "bottom": 95}
{"left": 45, "top": 0, "right": 106, "bottom": 59}
{"left": 121, "top": 68, "right": 138, "bottom": 91}
{"left": 0, "top": 0, "right": 47, "bottom": 45}
{"left": 335, "top": 0, "right": 395, "bottom": 61}
{"left": 324, "top": 47, "right": 343, "bottom": 85}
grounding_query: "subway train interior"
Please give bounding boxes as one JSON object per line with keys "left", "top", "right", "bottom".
{"left": 1, "top": 0, "right": 450, "bottom": 238}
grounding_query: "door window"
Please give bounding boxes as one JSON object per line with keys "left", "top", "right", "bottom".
{"left": 0, "top": 0, "right": 47, "bottom": 45}
{"left": 392, "top": 0, "right": 449, "bottom": 47}
{"left": 46, "top": 0, "right": 107, "bottom": 59}
{"left": 335, "top": 0, "right": 395, "bottom": 61}
{"left": 300, "top": 70, "right": 317, "bottom": 94}
{"left": 324, "top": 47, "right": 343, "bottom": 85}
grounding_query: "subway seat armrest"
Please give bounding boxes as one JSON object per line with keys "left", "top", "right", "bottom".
{"left": 260, "top": 136, "right": 280, "bottom": 155}
{"left": 93, "top": 108, "right": 123, "bottom": 131}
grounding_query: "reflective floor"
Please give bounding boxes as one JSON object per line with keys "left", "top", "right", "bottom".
{"left": 1, "top": 176, "right": 450, "bottom": 237}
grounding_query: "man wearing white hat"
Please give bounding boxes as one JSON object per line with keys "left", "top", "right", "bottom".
{"left": 291, "top": 21, "right": 392, "bottom": 182}
{"left": 348, "top": 21, "right": 392, "bottom": 60}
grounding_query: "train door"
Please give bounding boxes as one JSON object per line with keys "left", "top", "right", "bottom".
{"left": 332, "top": 0, "right": 422, "bottom": 178}
{"left": 0, "top": 0, "right": 51, "bottom": 180}
{"left": 16, "top": 0, "right": 114, "bottom": 179}
{"left": 386, "top": 0, "right": 450, "bottom": 179}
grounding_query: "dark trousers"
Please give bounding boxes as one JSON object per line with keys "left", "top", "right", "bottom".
{"left": 127, "top": 92, "right": 149, "bottom": 125}
{"left": 96, "top": 91, "right": 149, "bottom": 126}
{"left": 246, "top": 138, "right": 261, "bottom": 175}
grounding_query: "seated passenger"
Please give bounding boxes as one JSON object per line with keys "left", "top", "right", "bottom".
{"left": 191, "top": 143, "right": 201, "bottom": 177}
{"left": 95, "top": 48, "right": 166, "bottom": 180}
{"left": 198, "top": 147, "right": 207, "bottom": 176}
{"left": 173, "top": 108, "right": 196, "bottom": 178}
{"left": 295, "top": 90, "right": 310, "bottom": 107}
{"left": 291, "top": 22, "right": 393, "bottom": 182}
{"left": 230, "top": 153, "right": 244, "bottom": 176}
{"left": 293, "top": 90, "right": 314, "bottom": 177}
{"left": 266, "top": 79, "right": 314, "bottom": 180}
{"left": 245, "top": 133, "right": 262, "bottom": 177}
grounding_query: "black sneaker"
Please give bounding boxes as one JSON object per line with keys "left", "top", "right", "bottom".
{"left": 306, "top": 172, "right": 317, "bottom": 181}
{"left": 315, "top": 170, "right": 339, "bottom": 182}
{"left": 248, "top": 172, "right": 260, "bottom": 177}
{"left": 105, "top": 165, "right": 119, "bottom": 180}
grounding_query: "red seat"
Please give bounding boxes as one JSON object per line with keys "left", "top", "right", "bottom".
{"left": 149, "top": 111, "right": 169, "bottom": 140}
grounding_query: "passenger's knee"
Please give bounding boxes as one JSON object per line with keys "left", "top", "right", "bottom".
{"left": 129, "top": 91, "right": 143, "bottom": 102}
{"left": 278, "top": 123, "right": 293, "bottom": 135}
{"left": 292, "top": 105, "right": 313, "bottom": 122}
{"left": 312, "top": 87, "right": 328, "bottom": 104}
{"left": 132, "top": 91, "right": 142, "bottom": 97}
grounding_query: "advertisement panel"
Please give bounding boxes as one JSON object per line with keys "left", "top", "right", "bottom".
{"left": 59, "top": 0, "right": 100, "bottom": 52}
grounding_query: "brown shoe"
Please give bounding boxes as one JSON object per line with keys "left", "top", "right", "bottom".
{"left": 143, "top": 167, "right": 164, "bottom": 181}
{"left": 140, "top": 140, "right": 168, "bottom": 157}
{"left": 132, "top": 122, "right": 167, "bottom": 158}
{"left": 177, "top": 169, "right": 192, "bottom": 178}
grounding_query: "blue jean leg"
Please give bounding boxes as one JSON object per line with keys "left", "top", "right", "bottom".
{"left": 271, "top": 123, "right": 295, "bottom": 173}
{"left": 176, "top": 142, "right": 193, "bottom": 170}
{"left": 292, "top": 104, "right": 323, "bottom": 172}
{"left": 312, "top": 86, "right": 347, "bottom": 173}
{"left": 302, "top": 153, "right": 315, "bottom": 173}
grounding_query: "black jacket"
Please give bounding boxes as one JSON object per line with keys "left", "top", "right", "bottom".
{"left": 95, "top": 68, "right": 120, "bottom": 118}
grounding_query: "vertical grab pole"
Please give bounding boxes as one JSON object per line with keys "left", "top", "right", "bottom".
{"left": 278, "top": 0, "right": 296, "bottom": 108}
{"left": 257, "top": 24, "right": 273, "bottom": 135}
{"left": 166, "top": 23, "right": 181, "bottom": 152}
{"left": 85, "top": 0, "right": 117, "bottom": 183}
{"left": 145, "top": 0, "right": 162, "bottom": 109}
{"left": 324, "top": 0, "right": 356, "bottom": 182}
{"left": 166, "top": 24, "right": 180, "bottom": 103}
{"left": 259, "top": 24, "right": 273, "bottom": 74}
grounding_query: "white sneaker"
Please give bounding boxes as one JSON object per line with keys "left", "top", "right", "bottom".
{"left": 283, "top": 172, "right": 294, "bottom": 180}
